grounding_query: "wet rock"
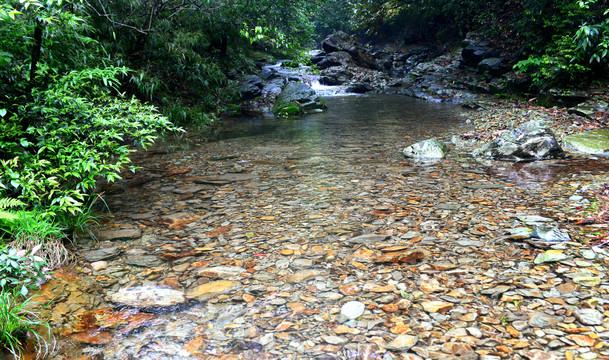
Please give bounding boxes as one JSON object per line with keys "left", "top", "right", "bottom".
{"left": 478, "top": 57, "right": 508, "bottom": 77}
{"left": 186, "top": 280, "right": 241, "bottom": 301}
{"left": 320, "top": 66, "right": 352, "bottom": 85}
{"left": 573, "top": 308, "right": 604, "bottom": 326}
{"left": 531, "top": 225, "right": 570, "bottom": 242}
{"left": 528, "top": 311, "right": 562, "bottom": 328}
{"left": 316, "top": 51, "right": 354, "bottom": 70}
{"left": 403, "top": 139, "right": 447, "bottom": 159}
{"left": 346, "top": 83, "right": 374, "bottom": 94}
{"left": 108, "top": 286, "right": 186, "bottom": 307}
{"left": 198, "top": 266, "right": 246, "bottom": 279}
{"left": 537, "top": 88, "right": 589, "bottom": 108}
{"left": 562, "top": 129, "right": 609, "bottom": 155}
{"left": 473, "top": 120, "right": 564, "bottom": 161}
{"left": 341, "top": 301, "right": 366, "bottom": 320}
{"left": 239, "top": 75, "right": 263, "bottom": 100}
{"left": 534, "top": 250, "right": 569, "bottom": 264}
{"left": 99, "top": 228, "right": 142, "bottom": 241}
{"left": 82, "top": 246, "right": 121, "bottom": 262}
{"left": 273, "top": 82, "right": 327, "bottom": 117}
{"left": 385, "top": 335, "right": 418, "bottom": 351}
{"left": 321, "top": 31, "right": 379, "bottom": 70}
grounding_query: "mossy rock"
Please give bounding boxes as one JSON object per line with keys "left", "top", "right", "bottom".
{"left": 562, "top": 129, "right": 609, "bottom": 154}
{"left": 272, "top": 82, "right": 326, "bottom": 118}
{"left": 273, "top": 102, "right": 303, "bottom": 117}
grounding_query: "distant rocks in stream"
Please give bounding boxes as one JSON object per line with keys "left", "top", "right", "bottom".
{"left": 473, "top": 120, "right": 564, "bottom": 161}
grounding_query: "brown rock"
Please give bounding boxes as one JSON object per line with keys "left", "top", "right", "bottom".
{"left": 286, "top": 269, "right": 325, "bottom": 283}
{"left": 565, "top": 334, "right": 596, "bottom": 347}
{"left": 385, "top": 334, "right": 418, "bottom": 351}
{"left": 186, "top": 280, "right": 240, "bottom": 301}
{"left": 421, "top": 301, "right": 454, "bottom": 314}
{"left": 440, "top": 342, "right": 473, "bottom": 355}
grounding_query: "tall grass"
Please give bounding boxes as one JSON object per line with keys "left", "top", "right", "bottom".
{"left": 0, "top": 291, "right": 53, "bottom": 359}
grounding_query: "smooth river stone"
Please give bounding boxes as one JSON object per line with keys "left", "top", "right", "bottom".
{"left": 187, "top": 280, "right": 240, "bottom": 301}
{"left": 286, "top": 269, "right": 325, "bottom": 283}
{"left": 574, "top": 308, "right": 604, "bottom": 326}
{"left": 386, "top": 335, "right": 419, "bottom": 351}
{"left": 197, "top": 266, "right": 246, "bottom": 279}
{"left": 341, "top": 301, "right": 365, "bottom": 320}
{"left": 531, "top": 225, "right": 570, "bottom": 242}
{"left": 108, "top": 287, "right": 186, "bottom": 307}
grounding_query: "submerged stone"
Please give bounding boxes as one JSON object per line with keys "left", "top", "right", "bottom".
{"left": 562, "top": 129, "right": 609, "bottom": 155}
{"left": 403, "top": 139, "right": 447, "bottom": 159}
{"left": 108, "top": 287, "right": 186, "bottom": 307}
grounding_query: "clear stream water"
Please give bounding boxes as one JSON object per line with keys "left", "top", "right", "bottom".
{"left": 40, "top": 92, "right": 608, "bottom": 360}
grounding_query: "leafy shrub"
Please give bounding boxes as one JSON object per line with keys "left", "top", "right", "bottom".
{"left": 0, "top": 246, "right": 47, "bottom": 297}
{"left": 0, "top": 66, "right": 180, "bottom": 215}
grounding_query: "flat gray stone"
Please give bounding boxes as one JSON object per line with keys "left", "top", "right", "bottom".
{"left": 531, "top": 225, "right": 570, "bottom": 242}
{"left": 528, "top": 311, "right": 562, "bottom": 328}
{"left": 125, "top": 254, "right": 161, "bottom": 267}
{"left": 574, "top": 308, "right": 604, "bottom": 326}
{"left": 81, "top": 246, "right": 121, "bottom": 262}
{"left": 350, "top": 234, "right": 390, "bottom": 243}
{"left": 99, "top": 228, "right": 142, "bottom": 241}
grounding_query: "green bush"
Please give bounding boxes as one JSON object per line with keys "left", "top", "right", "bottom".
{"left": 0, "top": 246, "right": 48, "bottom": 297}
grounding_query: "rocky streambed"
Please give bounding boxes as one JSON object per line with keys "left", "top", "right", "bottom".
{"left": 36, "top": 95, "right": 609, "bottom": 360}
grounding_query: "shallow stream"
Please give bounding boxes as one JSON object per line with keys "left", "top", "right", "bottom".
{"left": 40, "top": 93, "right": 609, "bottom": 360}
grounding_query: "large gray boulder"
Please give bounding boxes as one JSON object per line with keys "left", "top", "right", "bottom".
{"left": 272, "top": 82, "right": 327, "bottom": 117}
{"left": 321, "top": 32, "right": 379, "bottom": 70}
{"left": 239, "top": 75, "right": 263, "bottom": 100}
{"left": 403, "top": 139, "right": 448, "bottom": 159}
{"left": 461, "top": 40, "right": 501, "bottom": 67}
{"left": 562, "top": 129, "right": 609, "bottom": 154}
{"left": 316, "top": 51, "right": 354, "bottom": 70}
{"left": 473, "top": 120, "right": 564, "bottom": 161}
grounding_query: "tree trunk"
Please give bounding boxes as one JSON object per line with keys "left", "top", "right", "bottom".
{"left": 29, "top": 22, "right": 43, "bottom": 89}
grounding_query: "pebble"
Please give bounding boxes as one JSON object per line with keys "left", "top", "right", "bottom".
{"left": 341, "top": 301, "right": 366, "bottom": 320}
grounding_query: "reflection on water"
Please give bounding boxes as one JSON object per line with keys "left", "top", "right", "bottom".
{"left": 216, "top": 94, "right": 469, "bottom": 146}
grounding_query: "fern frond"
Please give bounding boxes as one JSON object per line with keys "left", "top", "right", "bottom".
{"left": 0, "top": 198, "right": 26, "bottom": 210}
{"left": 0, "top": 210, "right": 19, "bottom": 221}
